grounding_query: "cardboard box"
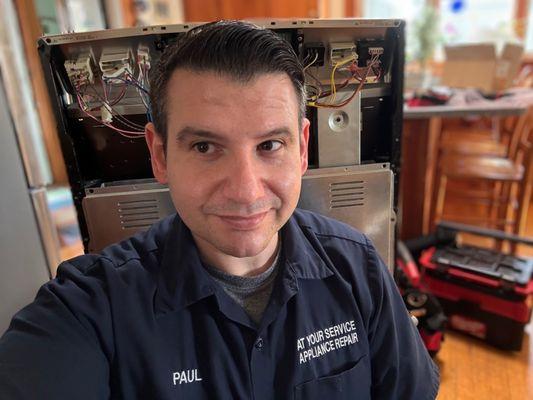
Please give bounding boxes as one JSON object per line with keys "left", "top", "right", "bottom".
{"left": 442, "top": 43, "right": 524, "bottom": 92}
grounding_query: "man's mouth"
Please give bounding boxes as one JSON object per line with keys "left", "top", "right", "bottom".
{"left": 216, "top": 211, "right": 269, "bottom": 230}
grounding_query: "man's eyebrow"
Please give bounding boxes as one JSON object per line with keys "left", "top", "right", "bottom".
{"left": 175, "top": 126, "right": 294, "bottom": 143}
{"left": 175, "top": 127, "right": 226, "bottom": 143}
{"left": 255, "top": 127, "right": 293, "bottom": 140}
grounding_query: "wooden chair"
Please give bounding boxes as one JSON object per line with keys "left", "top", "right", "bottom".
{"left": 428, "top": 110, "right": 530, "bottom": 231}
{"left": 438, "top": 113, "right": 523, "bottom": 158}
{"left": 433, "top": 108, "right": 533, "bottom": 248}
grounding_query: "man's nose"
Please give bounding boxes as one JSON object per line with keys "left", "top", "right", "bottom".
{"left": 223, "top": 153, "right": 265, "bottom": 204}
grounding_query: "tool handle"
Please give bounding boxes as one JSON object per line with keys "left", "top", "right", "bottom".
{"left": 437, "top": 221, "right": 533, "bottom": 246}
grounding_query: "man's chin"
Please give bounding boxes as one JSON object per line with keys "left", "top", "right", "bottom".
{"left": 216, "top": 239, "right": 271, "bottom": 259}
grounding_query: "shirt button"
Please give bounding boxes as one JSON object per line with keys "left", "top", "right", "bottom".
{"left": 255, "top": 337, "right": 264, "bottom": 350}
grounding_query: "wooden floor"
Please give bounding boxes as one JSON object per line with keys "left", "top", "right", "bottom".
{"left": 435, "top": 198, "right": 533, "bottom": 399}
{"left": 436, "top": 328, "right": 533, "bottom": 399}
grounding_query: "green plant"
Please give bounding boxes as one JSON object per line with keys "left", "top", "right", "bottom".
{"left": 412, "top": 5, "right": 440, "bottom": 68}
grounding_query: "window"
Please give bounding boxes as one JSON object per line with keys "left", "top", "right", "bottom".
{"left": 362, "top": 0, "right": 425, "bottom": 61}
{"left": 439, "top": 0, "right": 516, "bottom": 47}
{"left": 364, "top": 0, "right": 518, "bottom": 60}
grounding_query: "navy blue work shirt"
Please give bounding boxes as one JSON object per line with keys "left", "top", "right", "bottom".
{"left": 0, "top": 209, "right": 439, "bottom": 399}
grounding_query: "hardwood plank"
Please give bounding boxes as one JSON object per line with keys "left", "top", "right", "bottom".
{"left": 436, "top": 329, "right": 532, "bottom": 399}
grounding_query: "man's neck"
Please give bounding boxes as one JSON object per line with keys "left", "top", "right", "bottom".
{"left": 192, "top": 233, "right": 280, "bottom": 277}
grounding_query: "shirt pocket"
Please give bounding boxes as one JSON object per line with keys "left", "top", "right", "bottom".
{"left": 293, "top": 354, "right": 370, "bottom": 400}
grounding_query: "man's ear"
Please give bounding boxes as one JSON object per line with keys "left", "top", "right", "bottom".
{"left": 299, "top": 118, "right": 310, "bottom": 176}
{"left": 145, "top": 122, "right": 168, "bottom": 184}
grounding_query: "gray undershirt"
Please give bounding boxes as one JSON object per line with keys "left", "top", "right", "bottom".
{"left": 204, "top": 247, "right": 281, "bottom": 326}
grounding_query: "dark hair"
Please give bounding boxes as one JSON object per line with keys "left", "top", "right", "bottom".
{"left": 149, "top": 20, "right": 306, "bottom": 144}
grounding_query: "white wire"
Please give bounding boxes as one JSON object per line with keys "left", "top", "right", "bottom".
{"left": 303, "top": 52, "right": 319, "bottom": 71}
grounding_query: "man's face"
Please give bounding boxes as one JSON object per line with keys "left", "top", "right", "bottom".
{"left": 145, "top": 70, "right": 309, "bottom": 259}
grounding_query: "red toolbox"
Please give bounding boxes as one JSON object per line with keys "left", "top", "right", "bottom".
{"left": 418, "top": 222, "right": 533, "bottom": 351}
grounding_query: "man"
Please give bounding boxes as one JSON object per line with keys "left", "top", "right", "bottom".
{"left": 0, "top": 21, "right": 439, "bottom": 399}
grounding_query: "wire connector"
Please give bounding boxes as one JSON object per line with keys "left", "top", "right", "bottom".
{"left": 330, "top": 42, "right": 357, "bottom": 66}
{"left": 137, "top": 44, "right": 151, "bottom": 70}
{"left": 65, "top": 49, "right": 96, "bottom": 88}
{"left": 99, "top": 47, "right": 134, "bottom": 81}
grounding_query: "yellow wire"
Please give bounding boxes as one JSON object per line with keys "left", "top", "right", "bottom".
{"left": 309, "top": 54, "right": 379, "bottom": 109}
{"left": 329, "top": 55, "right": 356, "bottom": 105}
{"left": 329, "top": 63, "right": 338, "bottom": 104}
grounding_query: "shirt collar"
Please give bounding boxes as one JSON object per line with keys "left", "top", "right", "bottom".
{"left": 154, "top": 215, "right": 217, "bottom": 315}
{"left": 154, "top": 212, "right": 334, "bottom": 315}
{"left": 281, "top": 213, "right": 334, "bottom": 280}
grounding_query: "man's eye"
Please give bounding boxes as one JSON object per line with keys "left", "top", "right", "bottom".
{"left": 193, "top": 142, "right": 215, "bottom": 154}
{"left": 258, "top": 140, "right": 282, "bottom": 152}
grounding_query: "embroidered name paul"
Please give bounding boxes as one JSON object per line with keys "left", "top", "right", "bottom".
{"left": 172, "top": 369, "right": 203, "bottom": 385}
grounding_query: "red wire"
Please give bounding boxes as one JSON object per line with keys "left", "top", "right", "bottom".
{"left": 313, "top": 57, "right": 377, "bottom": 108}
{"left": 76, "top": 94, "right": 145, "bottom": 139}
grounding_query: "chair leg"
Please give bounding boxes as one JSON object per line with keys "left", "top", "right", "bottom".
{"left": 489, "top": 181, "right": 502, "bottom": 228}
{"left": 511, "top": 173, "right": 533, "bottom": 255}
{"left": 491, "top": 182, "right": 502, "bottom": 252}
{"left": 497, "top": 181, "right": 512, "bottom": 230}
